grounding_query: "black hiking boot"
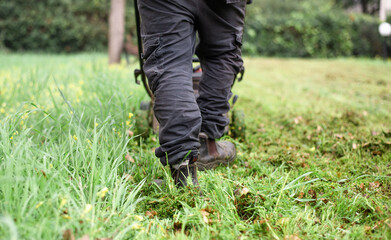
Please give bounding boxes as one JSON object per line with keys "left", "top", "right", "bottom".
{"left": 197, "top": 132, "right": 236, "bottom": 171}
{"left": 170, "top": 155, "right": 199, "bottom": 188}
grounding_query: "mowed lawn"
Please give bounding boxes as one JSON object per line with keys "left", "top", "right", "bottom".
{"left": 0, "top": 53, "right": 390, "bottom": 239}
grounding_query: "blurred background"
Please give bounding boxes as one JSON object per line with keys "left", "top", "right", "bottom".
{"left": 0, "top": 0, "right": 390, "bottom": 61}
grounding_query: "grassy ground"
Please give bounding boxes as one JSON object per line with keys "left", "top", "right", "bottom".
{"left": 0, "top": 53, "right": 390, "bottom": 239}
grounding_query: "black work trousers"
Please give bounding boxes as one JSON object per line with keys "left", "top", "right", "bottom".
{"left": 138, "top": 0, "right": 246, "bottom": 165}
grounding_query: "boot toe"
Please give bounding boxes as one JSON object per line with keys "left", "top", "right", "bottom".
{"left": 219, "top": 141, "right": 236, "bottom": 162}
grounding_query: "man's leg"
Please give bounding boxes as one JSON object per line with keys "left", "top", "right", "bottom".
{"left": 195, "top": 0, "right": 246, "bottom": 170}
{"left": 138, "top": 0, "right": 201, "bottom": 167}
{"left": 196, "top": 0, "right": 246, "bottom": 139}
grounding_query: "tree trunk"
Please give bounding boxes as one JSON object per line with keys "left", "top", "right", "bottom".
{"left": 108, "top": 0, "right": 125, "bottom": 64}
{"left": 361, "top": 0, "right": 369, "bottom": 13}
{"left": 380, "top": 0, "right": 387, "bottom": 21}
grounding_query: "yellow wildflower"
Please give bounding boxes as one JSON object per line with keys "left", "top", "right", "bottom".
{"left": 35, "top": 201, "right": 44, "bottom": 209}
{"left": 62, "top": 214, "right": 71, "bottom": 219}
{"left": 131, "top": 223, "right": 142, "bottom": 230}
{"left": 82, "top": 204, "right": 93, "bottom": 215}
{"left": 95, "top": 122, "right": 99, "bottom": 127}
{"left": 134, "top": 215, "right": 143, "bottom": 221}
{"left": 97, "top": 187, "right": 109, "bottom": 198}
{"left": 128, "top": 113, "right": 133, "bottom": 119}
{"left": 73, "top": 135, "right": 78, "bottom": 141}
{"left": 59, "top": 198, "right": 67, "bottom": 208}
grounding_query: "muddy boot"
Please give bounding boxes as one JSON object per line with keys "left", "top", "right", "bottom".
{"left": 197, "top": 133, "right": 236, "bottom": 171}
{"left": 170, "top": 155, "right": 199, "bottom": 188}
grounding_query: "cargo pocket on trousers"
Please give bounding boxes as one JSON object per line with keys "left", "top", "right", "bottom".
{"left": 234, "top": 31, "right": 243, "bottom": 48}
{"left": 232, "top": 31, "right": 244, "bottom": 74}
{"left": 234, "top": 31, "right": 244, "bottom": 61}
{"left": 142, "top": 36, "right": 163, "bottom": 92}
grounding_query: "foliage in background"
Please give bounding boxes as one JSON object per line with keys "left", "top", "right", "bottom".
{"left": 350, "top": 14, "right": 383, "bottom": 57}
{"left": 0, "top": 0, "right": 135, "bottom": 52}
{"left": 243, "top": 0, "right": 383, "bottom": 57}
{"left": 0, "top": 0, "right": 386, "bottom": 57}
{"left": 335, "top": 0, "right": 380, "bottom": 15}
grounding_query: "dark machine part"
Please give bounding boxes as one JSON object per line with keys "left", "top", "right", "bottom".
{"left": 230, "top": 109, "right": 246, "bottom": 140}
{"left": 192, "top": 71, "right": 202, "bottom": 99}
{"left": 133, "top": 0, "right": 153, "bottom": 99}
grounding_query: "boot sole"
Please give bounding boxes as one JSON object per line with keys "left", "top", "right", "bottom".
{"left": 196, "top": 155, "right": 236, "bottom": 171}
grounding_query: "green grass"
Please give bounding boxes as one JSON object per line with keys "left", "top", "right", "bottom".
{"left": 0, "top": 53, "right": 390, "bottom": 239}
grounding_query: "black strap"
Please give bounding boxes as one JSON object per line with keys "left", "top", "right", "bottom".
{"left": 133, "top": 0, "right": 154, "bottom": 99}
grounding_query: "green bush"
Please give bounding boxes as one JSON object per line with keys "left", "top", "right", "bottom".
{"left": 349, "top": 14, "right": 383, "bottom": 57}
{"left": 0, "top": 0, "right": 135, "bottom": 52}
{"left": 243, "top": 0, "right": 382, "bottom": 57}
{"left": 0, "top": 0, "right": 110, "bottom": 52}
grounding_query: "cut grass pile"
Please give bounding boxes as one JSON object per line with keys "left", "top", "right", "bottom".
{"left": 0, "top": 53, "right": 390, "bottom": 239}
